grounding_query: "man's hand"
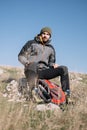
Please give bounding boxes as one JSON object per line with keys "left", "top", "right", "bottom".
{"left": 52, "top": 64, "right": 59, "bottom": 68}
{"left": 25, "top": 63, "right": 29, "bottom": 67}
{"left": 25, "top": 62, "right": 30, "bottom": 67}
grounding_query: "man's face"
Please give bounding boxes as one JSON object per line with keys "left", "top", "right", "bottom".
{"left": 41, "top": 32, "right": 50, "bottom": 42}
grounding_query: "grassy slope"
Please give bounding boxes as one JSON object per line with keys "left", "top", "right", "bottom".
{"left": 0, "top": 66, "right": 87, "bottom": 130}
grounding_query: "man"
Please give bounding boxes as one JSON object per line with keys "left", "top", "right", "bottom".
{"left": 18, "top": 27, "right": 71, "bottom": 102}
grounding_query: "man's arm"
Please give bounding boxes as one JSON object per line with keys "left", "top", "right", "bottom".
{"left": 18, "top": 40, "right": 33, "bottom": 65}
{"left": 48, "top": 46, "right": 56, "bottom": 67}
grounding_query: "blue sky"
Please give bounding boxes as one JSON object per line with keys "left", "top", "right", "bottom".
{"left": 0, "top": 0, "right": 87, "bottom": 73}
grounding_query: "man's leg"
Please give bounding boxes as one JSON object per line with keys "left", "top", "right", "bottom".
{"left": 38, "top": 66, "right": 70, "bottom": 94}
{"left": 24, "top": 62, "right": 38, "bottom": 99}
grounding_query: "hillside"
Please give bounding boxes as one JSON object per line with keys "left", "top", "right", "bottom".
{"left": 0, "top": 65, "right": 87, "bottom": 130}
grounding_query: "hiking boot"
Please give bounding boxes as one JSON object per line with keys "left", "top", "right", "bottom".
{"left": 64, "top": 90, "right": 74, "bottom": 104}
{"left": 65, "top": 89, "right": 70, "bottom": 96}
{"left": 65, "top": 95, "right": 74, "bottom": 104}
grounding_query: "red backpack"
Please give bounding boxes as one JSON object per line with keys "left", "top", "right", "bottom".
{"left": 38, "top": 79, "right": 66, "bottom": 105}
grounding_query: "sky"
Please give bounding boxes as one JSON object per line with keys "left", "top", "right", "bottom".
{"left": 0, "top": 0, "right": 87, "bottom": 73}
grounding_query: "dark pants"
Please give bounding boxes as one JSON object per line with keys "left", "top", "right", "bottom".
{"left": 38, "top": 66, "right": 70, "bottom": 92}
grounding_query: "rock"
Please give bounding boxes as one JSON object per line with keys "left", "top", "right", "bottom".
{"left": 36, "top": 103, "right": 60, "bottom": 111}
{"left": 0, "top": 68, "right": 4, "bottom": 75}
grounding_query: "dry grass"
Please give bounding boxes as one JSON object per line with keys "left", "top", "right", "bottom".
{"left": 0, "top": 66, "right": 87, "bottom": 130}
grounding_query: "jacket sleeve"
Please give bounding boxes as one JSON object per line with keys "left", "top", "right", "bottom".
{"left": 18, "top": 40, "right": 33, "bottom": 65}
{"left": 48, "top": 46, "right": 56, "bottom": 67}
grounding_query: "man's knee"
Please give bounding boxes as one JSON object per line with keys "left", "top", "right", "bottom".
{"left": 60, "top": 66, "right": 68, "bottom": 75}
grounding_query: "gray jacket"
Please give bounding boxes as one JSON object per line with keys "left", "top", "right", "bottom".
{"left": 18, "top": 36, "right": 56, "bottom": 69}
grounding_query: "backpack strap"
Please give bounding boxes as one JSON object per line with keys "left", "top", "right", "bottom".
{"left": 38, "top": 79, "right": 51, "bottom": 103}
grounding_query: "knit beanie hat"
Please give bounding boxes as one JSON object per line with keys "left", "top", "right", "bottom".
{"left": 40, "top": 27, "right": 52, "bottom": 37}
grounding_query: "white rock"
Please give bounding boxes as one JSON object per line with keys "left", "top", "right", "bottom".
{"left": 36, "top": 103, "right": 60, "bottom": 111}
{"left": 0, "top": 69, "right": 4, "bottom": 75}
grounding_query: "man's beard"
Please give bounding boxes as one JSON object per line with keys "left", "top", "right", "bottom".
{"left": 42, "top": 37, "right": 48, "bottom": 42}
